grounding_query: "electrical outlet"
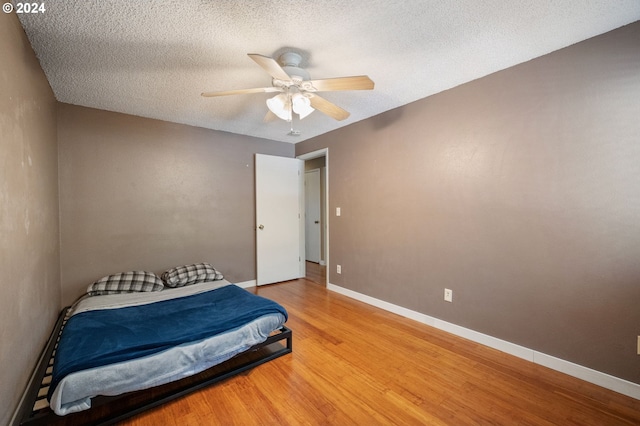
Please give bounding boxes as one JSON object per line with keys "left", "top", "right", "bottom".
{"left": 444, "top": 288, "right": 453, "bottom": 302}
{"left": 336, "top": 264, "right": 342, "bottom": 274}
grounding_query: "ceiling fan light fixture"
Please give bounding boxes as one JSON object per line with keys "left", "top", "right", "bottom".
{"left": 266, "top": 93, "right": 292, "bottom": 121}
{"left": 292, "top": 93, "right": 314, "bottom": 119}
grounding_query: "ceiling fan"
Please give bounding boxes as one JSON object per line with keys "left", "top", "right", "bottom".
{"left": 201, "top": 52, "right": 374, "bottom": 126}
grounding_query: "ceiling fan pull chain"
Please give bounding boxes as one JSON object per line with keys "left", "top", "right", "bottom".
{"left": 288, "top": 112, "right": 301, "bottom": 137}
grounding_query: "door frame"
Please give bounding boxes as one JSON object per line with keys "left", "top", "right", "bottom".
{"left": 297, "top": 148, "right": 329, "bottom": 286}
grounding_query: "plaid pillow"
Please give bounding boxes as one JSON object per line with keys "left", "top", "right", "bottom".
{"left": 87, "top": 271, "right": 165, "bottom": 296}
{"left": 161, "top": 262, "right": 224, "bottom": 288}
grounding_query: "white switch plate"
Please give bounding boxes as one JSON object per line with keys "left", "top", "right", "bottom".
{"left": 336, "top": 207, "right": 341, "bottom": 216}
{"left": 444, "top": 288, "right": 453, "bottom": 302}
{"left": 337, "top": 264, "right": 342, "bottom": 274}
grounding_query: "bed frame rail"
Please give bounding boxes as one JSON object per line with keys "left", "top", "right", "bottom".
{"left": 16, "top": 307, "right": 292, "bottom": 426}
{"left": 14, "top": 307, "right": 70, "bottom": 426}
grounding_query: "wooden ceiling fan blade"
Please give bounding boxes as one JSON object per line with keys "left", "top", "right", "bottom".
{"left": 308, "top": 94, "right": 350, "bottom": 121}
{"left": 263, "top": 110, "right": 277, "bottom": 123}
{"left": 201, "top": 87, "right": 281, "bottom": 97}
{"left": 248, "top": 54, "right": 291, "bottom": 81}
{"left": 308, "top": 75, "right": 374, "bottom": 92}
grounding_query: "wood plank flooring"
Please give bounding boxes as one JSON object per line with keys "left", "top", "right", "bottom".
{"left": 304, "top": 261, "right": 326, "bottom": 285}
{"left": 121, "top": 277, "right": 640, "bottom": 425}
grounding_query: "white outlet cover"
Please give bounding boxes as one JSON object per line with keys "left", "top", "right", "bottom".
{"left": 444, "top": 288, "right": 453, "bottom": 302}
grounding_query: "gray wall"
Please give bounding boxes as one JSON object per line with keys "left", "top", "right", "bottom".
{"left": 0, "top": 13, "right": 60, "bottom": 425}
{"left": 58, "top": 104, "right": 294, "bottom": 305}
{"left": 296, "top": 23, "right": 640, "bottom": 384}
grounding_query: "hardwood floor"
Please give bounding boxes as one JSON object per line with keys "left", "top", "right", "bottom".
{"left": 305, "top": 261, "right": 326, "bottom": 285}
{"left": 122, "top": 278, "right": 640, "bottom": 425}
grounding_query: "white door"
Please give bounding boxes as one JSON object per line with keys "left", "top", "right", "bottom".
{"left": 255, "top": 154, "right": 304, "bottom": 286}
{"left": 305, "top": 169, "right": 321, "bottom": 263}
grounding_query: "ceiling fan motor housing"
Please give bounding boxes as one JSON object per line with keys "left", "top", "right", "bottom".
{"left": 279, "top": 52, "right": 310, "bottom": 81}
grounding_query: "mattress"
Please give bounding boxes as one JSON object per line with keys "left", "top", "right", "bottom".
{"left": 48, "top": 280, "right": 287, "bottom": 416}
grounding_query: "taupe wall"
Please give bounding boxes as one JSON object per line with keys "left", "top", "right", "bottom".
{"left": 296, "top": 23, "right": 640, "bottom": 384}
{"left": 1, "top": 13, "right": 60, "bottom": 425}
{"left": 57, "top": 104, "right": 293, "bottom": 305}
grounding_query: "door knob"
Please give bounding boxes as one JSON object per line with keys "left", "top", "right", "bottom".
{"left": 258, "top": 224, "right": 264, "bottom": 230}
{"left": 314, "top": 221, "right": 319, "bottom": 224}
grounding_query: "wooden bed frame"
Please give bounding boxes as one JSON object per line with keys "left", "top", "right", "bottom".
{"left": 16, "top": 306, "right": 293, "bottom": 426}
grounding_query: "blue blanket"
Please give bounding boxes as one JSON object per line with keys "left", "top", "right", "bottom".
{"left": 49, "top": 285, "right": 287, "bottom": 399}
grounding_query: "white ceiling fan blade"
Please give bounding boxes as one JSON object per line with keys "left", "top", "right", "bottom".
{"left": 248, "top": 54, "right": 292, "bottom": 81}
{"left": 201, "top": 87, "right": 281, "bottom": 97}
{"left": 308, "top": 94, "right": 350, "bottom": 121}
{"left": 307, "top": 75, "right": 374, "bottom": 92}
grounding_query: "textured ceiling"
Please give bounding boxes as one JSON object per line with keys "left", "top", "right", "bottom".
{"left": 18, "top": 1, "right": 640, "bottom": 143}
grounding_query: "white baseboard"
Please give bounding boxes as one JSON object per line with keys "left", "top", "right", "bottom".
{"left": 235, "top": 280, "right": 256, "bottom": 289}
{"left": 327, "top": 283, "right": 640, "bottom": 400}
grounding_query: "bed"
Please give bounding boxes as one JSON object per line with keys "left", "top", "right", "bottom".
{"left": 16, "top": 264, "right": 292, "bottom": 425}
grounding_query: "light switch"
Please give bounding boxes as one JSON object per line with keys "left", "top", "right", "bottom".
{"left": 336, "top": 207, "right": 341, "bottom": 216}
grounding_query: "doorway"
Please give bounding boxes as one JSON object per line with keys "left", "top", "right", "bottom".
{"left": 298, "top": 149, "right": 328, "bottom": 286}
{"left": 305, "top": 168, "right": 321, "bottom": 263}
